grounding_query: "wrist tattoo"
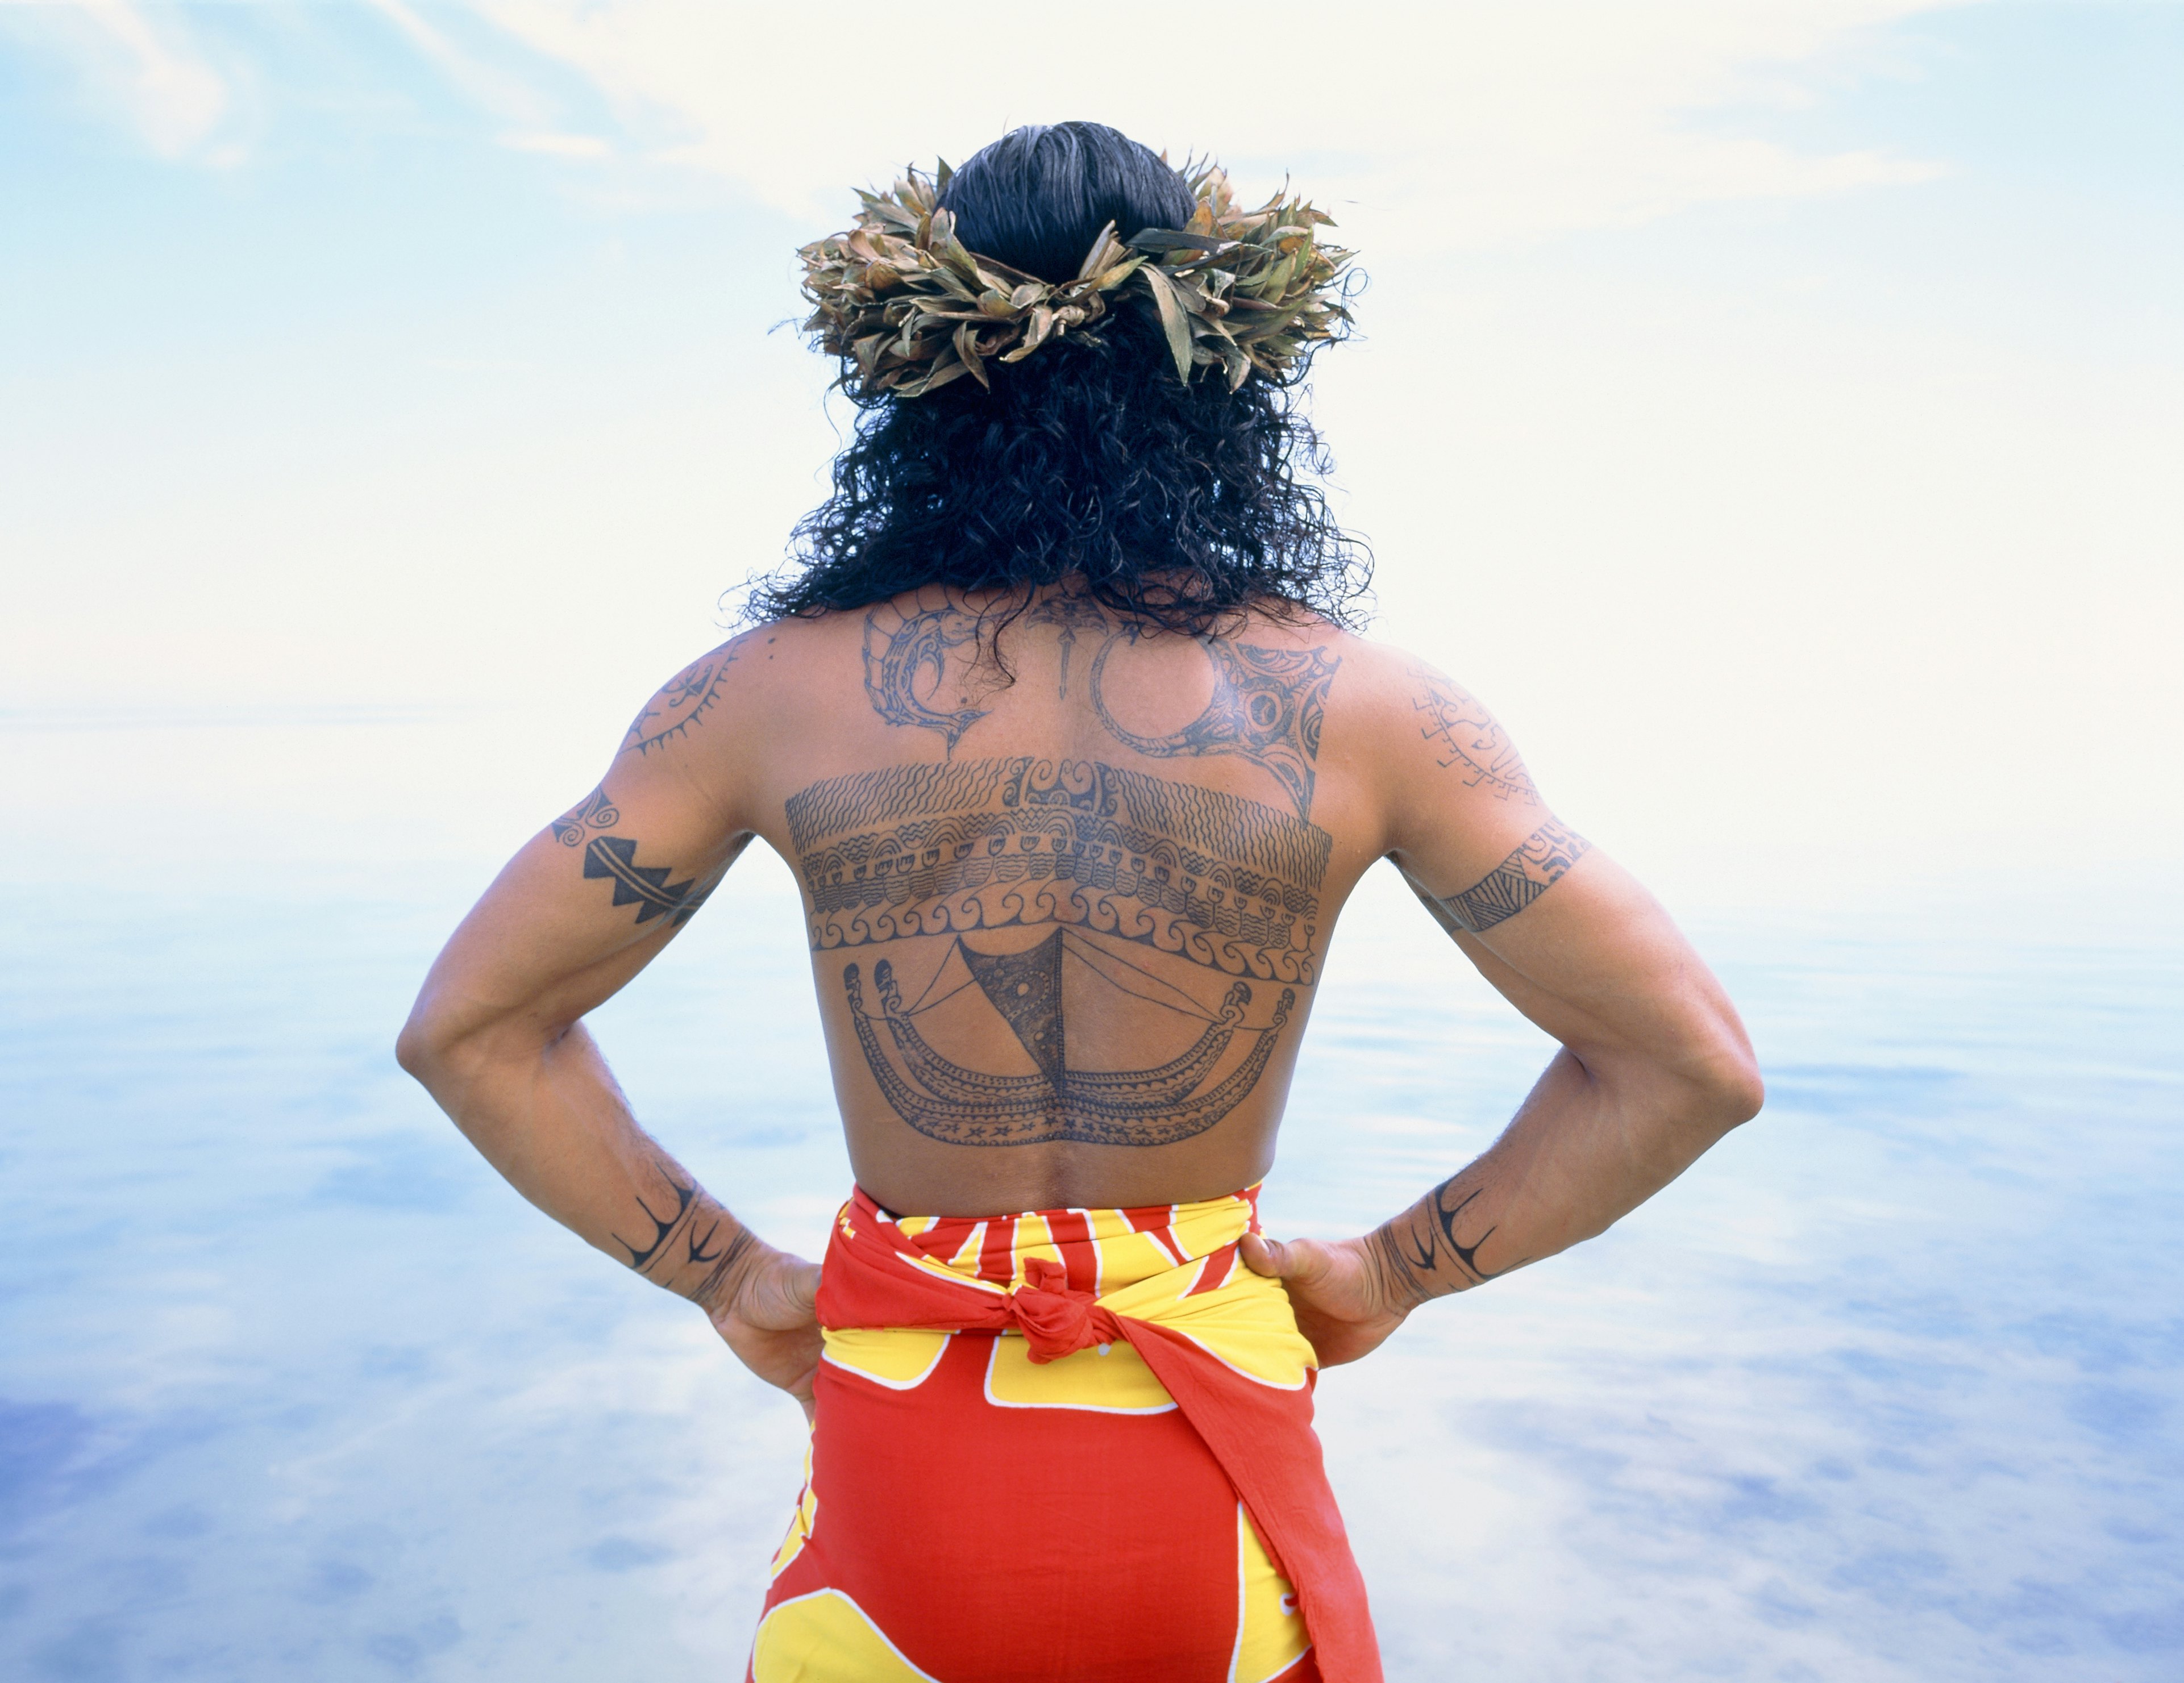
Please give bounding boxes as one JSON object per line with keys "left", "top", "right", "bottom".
{"left": 613, "top": 1159, "right": 702, "bottom": 1276}
{"left": 1375, "top": 1177, "right": 1518, "bottom": 1304}
{"left": 690, "top": 1224, "right": 759, "bottom": 1316}
{"left": 613, "top": 1158, "right": 760, "bottom": 1312}
{"left": 1367, "top": 1223, "right": 1440, "bottom": 1312}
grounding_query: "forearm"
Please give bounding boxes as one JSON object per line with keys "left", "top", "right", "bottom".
{"left": 1365, "top": 1046, "right": 1734, "bottom": 1309}
{"left": 406, "top": 1018, "right": 767, "bottom": 1314}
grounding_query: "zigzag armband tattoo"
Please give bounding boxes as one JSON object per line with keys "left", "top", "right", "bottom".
{"left": 1405, "top": 819, "right": 1591, "bottom": 935}
{"left": 584, "top": 835, "right": 713, "bottom": 927}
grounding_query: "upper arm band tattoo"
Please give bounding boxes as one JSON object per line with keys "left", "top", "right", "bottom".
{"left": 1407, "top": 818, "right": 1591, "bottom": 934}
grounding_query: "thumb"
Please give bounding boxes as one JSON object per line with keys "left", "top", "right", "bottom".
{"left": 1241, "top": 1231, "right": 1322, "bottom": 1282}
{"left": 788, "top": 1258, "right": 822, "bottom": 1314}
{"left": 731, "top": 1252, "right": 821, "bottom": 1327}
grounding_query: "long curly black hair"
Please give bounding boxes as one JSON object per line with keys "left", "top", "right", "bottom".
{"left": 743, "top": 122, "right": 1369, "bottom": 636}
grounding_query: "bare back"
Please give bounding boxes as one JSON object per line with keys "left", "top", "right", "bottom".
{"left": 583, "top": 584, "right": 1554, "bottom": 1215}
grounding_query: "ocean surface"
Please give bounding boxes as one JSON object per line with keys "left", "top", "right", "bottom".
{"left": 3, "top": 720, "right": 2181, "bottom": 1682}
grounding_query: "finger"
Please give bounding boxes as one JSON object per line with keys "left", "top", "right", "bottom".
{"left": 1276, "top": 1238, "right": 1333, "bottom": 1284}
{"left": 1242, "top": 1232, "right": 1329, "bottom": 1284}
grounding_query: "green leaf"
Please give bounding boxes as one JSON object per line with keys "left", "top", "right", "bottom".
{"left": 1123, "top": 228, "right": 1229, "bottom": 256}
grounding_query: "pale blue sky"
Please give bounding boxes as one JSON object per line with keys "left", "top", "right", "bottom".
{"left": 3, "top": 1, "right": 2179, "bottom": 913}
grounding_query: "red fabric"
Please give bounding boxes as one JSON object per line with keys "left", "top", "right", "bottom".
{"left": 765, "top": 1331, "right": 1279, "bottom": 1679}
{"left": 807, "top": 1189, "right": 1384, "bottom": 1683}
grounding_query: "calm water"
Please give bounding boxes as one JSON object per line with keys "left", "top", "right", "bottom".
{"left": 3, "top": 784, "right": 2180, "bottom": 1680}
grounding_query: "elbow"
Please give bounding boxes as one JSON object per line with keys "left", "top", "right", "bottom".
{"left": 1708, "top": 1051, "right": 1766, "bottom": 1130}
{"left": 1627, "top": 1028, "right": 1761, "bottom": 1142}
{"left": 395, "top": 993, "right": 485, "bottom": 1090}
{"left": 394, "top": 1006, "right": 450, "bottom": 1084}
{"left": 1685, "top": 1021, "right": 1764, "bottom": 1134}
{"left": 396, "top": 991, "right": 564, "bottom": 1109}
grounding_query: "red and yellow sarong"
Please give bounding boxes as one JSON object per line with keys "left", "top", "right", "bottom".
{"left": 748, "top": 1185, "right": 1380, "bottom": 1683}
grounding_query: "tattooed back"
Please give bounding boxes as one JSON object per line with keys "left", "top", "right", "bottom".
{"left": 559, "top": 585, "right": 1575, "bottom": 1216}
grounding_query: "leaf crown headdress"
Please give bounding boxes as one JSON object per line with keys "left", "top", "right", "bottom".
{"left": 799, "top": 159, "right": 1355, "bottom": 399}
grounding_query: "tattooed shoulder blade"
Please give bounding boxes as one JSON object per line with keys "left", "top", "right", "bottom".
{"left": 787, "top": 755, "right": 1332, "bottom": 984}
{"left": 861, "top": 597, "right": 989, "bottom": 753}
{"left": 1089, "top": 636, "right": 1341, "bottom": 822}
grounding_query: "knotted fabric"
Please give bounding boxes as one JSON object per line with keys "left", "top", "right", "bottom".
{"left": 805, "top": 1186, "right": 1384, "bottom": 1683}
{"left": 1005, "top": 1256, "right": 1129, "bottom": 1361}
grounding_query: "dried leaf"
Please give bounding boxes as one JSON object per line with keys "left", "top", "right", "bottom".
{"left": 1076, "top": 220, "right": 1121, "bottom": 280}
{"left": 1140, "top": 265, "right": 1194, "bottom": 382}
{"left": 800, "top": 159, "right": 1357, "bottom": 397}
{"left": 1091, "top": 254, "right": 1146, "bottom": 293}
{"left": 953, "top": 320, "right": 989, "bottom": 389}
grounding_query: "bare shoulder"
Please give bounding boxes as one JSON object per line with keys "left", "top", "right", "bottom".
{"left": 595, "top": 616, "right": 858, "bottom": 832}
{"left": 1299, "top": 626, "right": 1561, "bottom": 882}
{"left": 1309, "top": 631, "right": 1534, "bottom": 797}
{"left": 614, "top": 618, "right": 843, "bottom": 762}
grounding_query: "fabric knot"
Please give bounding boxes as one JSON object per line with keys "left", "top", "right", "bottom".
{"left": 1005, "top": 1257, "right": 1121, "bottom": 1365}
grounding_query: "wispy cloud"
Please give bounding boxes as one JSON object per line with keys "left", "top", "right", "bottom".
{"left": 461, "top": 0, "right": 1962, "bottom": 245}
{"left": 357, "top": 0, "right": 554, "bottom": 130}
{"left": 4, "top": 0, "right": 232, "bottom": 160}
{"left": 2, "top": 0, "right": 1960, "bottom": 239}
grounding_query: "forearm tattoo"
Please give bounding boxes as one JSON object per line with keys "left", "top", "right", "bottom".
{"left": 1370, "top": 1177, "right": 1519, "bottom": 1307}
{"left": 1407, "top": 819, "right": 1591, "bottom": 935}
{"left": 613, "top": 1156, "right": 701, "bottom": 1273}
{"left": 612, "top": 1156, "right": 757, "bottom": 1311}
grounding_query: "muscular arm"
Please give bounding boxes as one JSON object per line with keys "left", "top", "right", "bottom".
{"left": 394, "top": 644, "right": 821, "bottom": 1409}
{"left": 1246, "top": 660, "right": 1763, "bottom": 1363}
